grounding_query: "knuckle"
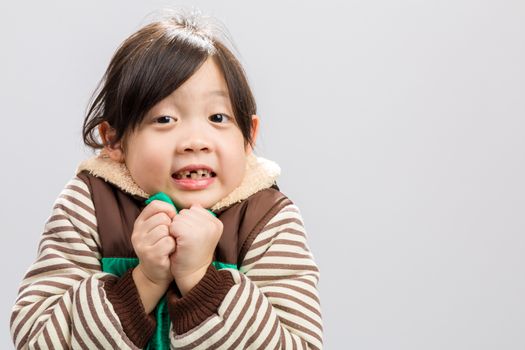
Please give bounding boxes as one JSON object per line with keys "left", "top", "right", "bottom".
{"left": 159, "top": 225, "right": 168, "bottom": 235}
{"left": 158, "top": 212, "right": 169, "bottom": 223}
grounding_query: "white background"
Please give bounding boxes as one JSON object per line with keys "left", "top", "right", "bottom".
{"left": 1, "top": 0, "right": 524, "bottom": 348}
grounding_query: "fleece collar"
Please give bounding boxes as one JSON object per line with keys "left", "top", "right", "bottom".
{"left": 76, "top": 152, "right": 281, "bottom": 211}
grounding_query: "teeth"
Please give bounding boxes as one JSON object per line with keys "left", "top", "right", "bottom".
{"left": 175, "top": 169, "right": 212, "bottom": 179}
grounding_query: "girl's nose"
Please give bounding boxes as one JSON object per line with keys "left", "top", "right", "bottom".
{"left": 181, "top": 138, "right": 210, "bottom": 153}
{"left": 176, "top": 128, "right": 212, "bottom": 154}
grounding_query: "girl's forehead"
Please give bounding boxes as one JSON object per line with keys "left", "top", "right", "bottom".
{"left": 165, "top": 58, "right": 230, "bottom": 101}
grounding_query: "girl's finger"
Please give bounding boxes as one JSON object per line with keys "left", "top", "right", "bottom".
{"left": 136, "top": 200, "right": 176, "bottom": 224}
{"left": 185, "top": 205, "right": 220, "bottom": 229}
{"left": 152, "top": 235, "right": 176, "bottom": 256}
{"left": 142, "top": 224, "right": 169, "bottom": 246}
{"left": 169, "top": 219, "right": 192, "bottom": 239}
{"left": 139, "top": 212, "right": 172, "bottom": 235}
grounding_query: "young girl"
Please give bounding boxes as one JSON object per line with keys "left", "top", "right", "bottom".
{"left": 10, "top": 10, "right": 323, "bottom": 349}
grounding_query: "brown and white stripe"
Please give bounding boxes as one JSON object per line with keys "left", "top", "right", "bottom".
{"left": 169, "top": 204, "right": 323, "bottom": 349}
{"left": 10, "top": 177, "right": 139, "bottom": 350}
{"left": 11, "top": 177, "right": 323, "bottom": 349}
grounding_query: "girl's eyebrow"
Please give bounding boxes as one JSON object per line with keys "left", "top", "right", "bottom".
{"left": 207, "top": 90, "right": 229, "bottom": 98}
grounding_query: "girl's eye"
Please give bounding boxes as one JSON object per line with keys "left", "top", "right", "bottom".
{"left": 209, "top": 113, "right": 230, "bottom": 123}
{"left": 155, "top": 116, "right": 176, "bottom": 124}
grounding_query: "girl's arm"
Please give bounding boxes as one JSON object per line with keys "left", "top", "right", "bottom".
{"left": 167, "top": 203, "right": 323, "bottom": 349}
{"left": 10, "top": 176, "right": 154, "bottom": 349}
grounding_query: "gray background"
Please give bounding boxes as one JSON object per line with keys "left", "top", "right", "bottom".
{"left": 1, "top": 0, "right": 524, "bottom": 348}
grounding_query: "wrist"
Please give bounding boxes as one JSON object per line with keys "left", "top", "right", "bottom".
{"left": 133, "top": 266, "right": 171, "bottom": 314}
{"left": 135, "top": 264, "right": 171, "bottom": 289}
{"left": 174, "top": 265, "right": 209, "bottom": 296}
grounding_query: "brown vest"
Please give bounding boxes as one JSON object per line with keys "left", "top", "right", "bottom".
{"left": 77, "top": 172, "right": 293, "bottom": 268}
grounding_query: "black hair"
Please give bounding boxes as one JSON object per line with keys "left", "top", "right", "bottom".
{"left": 83, "top": 13, "right": 257, "bottom": 149}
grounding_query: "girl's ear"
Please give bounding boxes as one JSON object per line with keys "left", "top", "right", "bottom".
{"left": 246, "top": 114, "right": 260, "bottom": 154}
{"left": 98, "top": 122, "right": 125, "bottom": 163}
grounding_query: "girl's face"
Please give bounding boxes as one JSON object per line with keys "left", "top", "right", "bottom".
{"left": 112, "top": 57, "right": 259, "bottom": 209}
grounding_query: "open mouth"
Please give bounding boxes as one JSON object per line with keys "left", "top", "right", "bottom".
{"left": 172, "top": 169, "right": 217, "bottom": 180}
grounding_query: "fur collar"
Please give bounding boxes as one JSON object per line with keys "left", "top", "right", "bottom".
{"left": 76, "top": 152, "right": 281, "bottom": 211}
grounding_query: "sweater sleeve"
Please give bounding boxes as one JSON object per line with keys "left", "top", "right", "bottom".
{"left": 167, "top": 203, "right": 323, "bottom": 349}
{"left": 10, "top": 176, "right": 155, "bottom": 349}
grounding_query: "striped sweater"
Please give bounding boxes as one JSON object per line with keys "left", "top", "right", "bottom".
{"left": 10, "top": 154, "right": 323, "bottom": 349}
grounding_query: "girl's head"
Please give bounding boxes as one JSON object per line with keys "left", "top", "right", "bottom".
{"left": 83, "top": 11, "right": 260, "bottom": 209}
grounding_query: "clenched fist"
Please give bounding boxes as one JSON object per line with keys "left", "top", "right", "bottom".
{"left": 169, "top": 204, "right": 223, "bottom": 295}
{"left": 131, "top": 200, "right": 177, "bottom": 287}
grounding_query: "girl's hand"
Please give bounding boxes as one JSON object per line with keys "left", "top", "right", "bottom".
{"left": 169, "top": 204, "right": 223, "bottom": 295}
{"left": 131, "top": 200, "right": 177, "bottom": 287}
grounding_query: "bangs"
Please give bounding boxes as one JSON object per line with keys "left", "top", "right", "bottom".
{"left": 83, "top": 10, "right": 256, "bottom": 150}
{"left": 110, "top": 28, "right": 211, "bottom": 135}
